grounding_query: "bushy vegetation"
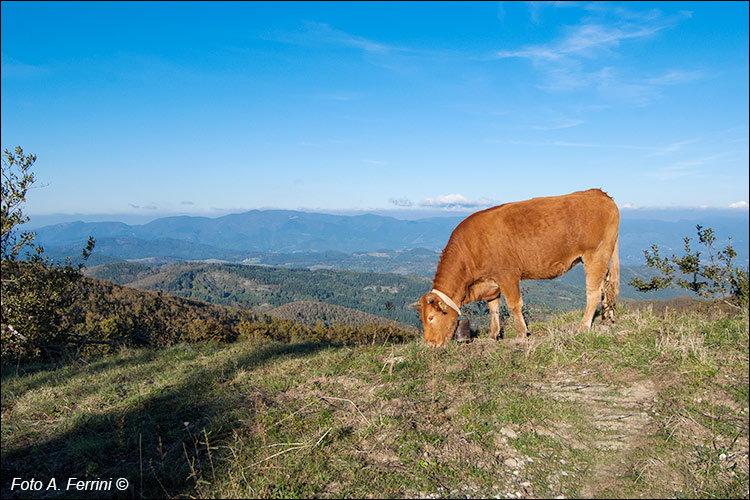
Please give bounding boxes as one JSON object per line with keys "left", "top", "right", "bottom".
{"left": 2, "top": 273, "right": 417, "bottom": 363}
{"left": 268, "top": 300, "right": 407, "bottom": 328}
{"left": 1, "top": 147, "right": 95, "bottom": 361}
{"left": 630, "top": 224, "right": 749, "bottom": 307}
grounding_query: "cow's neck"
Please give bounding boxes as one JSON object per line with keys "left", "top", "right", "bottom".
{"left": 432, "top": 244, "right": 471, "bottom": 309}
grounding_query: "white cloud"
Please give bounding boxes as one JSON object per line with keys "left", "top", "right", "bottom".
{"left": 389, "top": 197, "right": 413, "bottom": 207}
{"left": 729, "top": 201, "right": 749, "bottom": 209}
{"left": 419, "top": 193, "right": 494, "bottom": 210}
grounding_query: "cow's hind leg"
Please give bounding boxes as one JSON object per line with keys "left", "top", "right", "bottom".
{"left": 499, "top": 280, "right": 529, "bottom": 338}
{"left": 581, "top": 249, "right": 610, "bottom": 330}
{"left": 488, "top": 297, "right": 502, "bottom": 340}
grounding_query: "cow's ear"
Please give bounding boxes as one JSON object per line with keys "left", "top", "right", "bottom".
{"left": 437, "top": 301, "right": 448, "bottom": 314}
{"left": 409, "top": 301, "right": 421, "bottom": 310}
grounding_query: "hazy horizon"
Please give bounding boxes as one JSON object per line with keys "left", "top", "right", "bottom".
{"left": 23, "top": 203, "right": 750, "bottom": 230}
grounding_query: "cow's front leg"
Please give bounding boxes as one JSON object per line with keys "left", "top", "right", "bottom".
{"left": 488, "top": 297, "right": 502, "bottom": 340}
{"left": 499, "top": 280, "right": 529, "bottom": 338}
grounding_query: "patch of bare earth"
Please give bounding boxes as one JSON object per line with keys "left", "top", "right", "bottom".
{"left": 533, "top": 374, "right": 656, "bottom": 449}
{"left": 528, "top": 373, "right": 658, "bottom": 498}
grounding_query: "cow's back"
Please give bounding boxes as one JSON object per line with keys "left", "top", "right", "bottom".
{"left": 447, "top": 189, "right": 619, "bottom": 280}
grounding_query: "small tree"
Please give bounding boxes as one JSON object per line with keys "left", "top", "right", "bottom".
{"left": 1, "top": 147, "right": 41, "bottom": 261}
{"left": 384, "top": 300, "right": 394, "bottom": 319}
{"left": 629, "top": 224, "right": 748, "bottom": 307}
{"left": 1, "top": 147, "right": 95, "bottom": 361}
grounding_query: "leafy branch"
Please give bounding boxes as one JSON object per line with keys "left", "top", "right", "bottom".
{"left": 629, "top": 225, "right": 748, "bottom": 308}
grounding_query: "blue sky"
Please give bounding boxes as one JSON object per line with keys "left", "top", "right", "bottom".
{"left": 2, "top": 1, "right": 748, "bottom": 220}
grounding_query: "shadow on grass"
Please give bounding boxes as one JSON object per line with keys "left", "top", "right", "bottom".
{"left": 2, "top": 341, "right": 334, "bottom": 499}
{"left": 1, "top": 349, "right": 162, "bottom": 402}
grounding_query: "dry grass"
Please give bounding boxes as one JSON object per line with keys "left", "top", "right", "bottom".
{"left": 2, "top": 303, "right": 748, "bottom": 498}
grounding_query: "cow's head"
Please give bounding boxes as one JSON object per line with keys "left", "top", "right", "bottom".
{"left": 413, "top": 292, "right": 459, "bottom": 347}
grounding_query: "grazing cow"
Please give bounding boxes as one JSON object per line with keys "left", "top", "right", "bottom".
{"left": 415, "top": 189, "right": 619, "bottom": 347}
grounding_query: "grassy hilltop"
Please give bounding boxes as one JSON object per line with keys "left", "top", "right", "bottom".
{"left": 2, "top": 303, "right": 747, "bottom": 499}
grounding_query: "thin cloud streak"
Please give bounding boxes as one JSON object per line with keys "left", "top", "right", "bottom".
{"left": 493, "top": 22, "right": 664, "bottom": 63}
{"left": 490, "top": 139, "right": 656, "bottom": 151}
{"left": 648, "top": 139, "right": 700, "bottom": 156}
{"left": 644, "top": 69, "right": 707, "bottom": 86}
{"left": 530, "top": 118, "right": 586, "bottom": 130}
{"left": 267, "top": 21, "right": 395, "bottom": 54}
{"left": 491, "top": 137, "right": 713, "bottom": 157}
{"left": 1, "top": 55, "right": 51, "bottom": 79}
{"left": 491, "top": 6, "right": 698, "bottom": 102}
{"left": 645, "top": 151, "right": 741, "bottom": 181}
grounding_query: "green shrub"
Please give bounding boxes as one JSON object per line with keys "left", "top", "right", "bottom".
{"left": 630, "top": 225, "right": 748, "bottom": 307}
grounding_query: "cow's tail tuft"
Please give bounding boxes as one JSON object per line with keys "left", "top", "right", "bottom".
{"left": 604, "top": 237, "right": 619, "bottom": 323}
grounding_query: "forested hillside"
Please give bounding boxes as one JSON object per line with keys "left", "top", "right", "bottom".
{"left": 86, "top": 262, "right": 431, "bottom": 326}
{"left": 3, "top": 270, "right": 416, "bottom": 362}
{"left": 86, "top": 261, "right": 690, "bottom": 328}
{"left": 268, "top": 301, "right": 408, "bottom": 329}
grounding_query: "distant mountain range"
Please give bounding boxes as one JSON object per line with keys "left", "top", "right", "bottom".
{"left": 35, "top": 208, "right": 748, "bottom": 269}
{"left": 35, "top": 211, "right": 456, "bottom": 254}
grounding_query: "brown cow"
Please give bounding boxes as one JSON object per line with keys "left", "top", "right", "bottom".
{"left": 415, "top": 189, "right": 619, "bottom": 346}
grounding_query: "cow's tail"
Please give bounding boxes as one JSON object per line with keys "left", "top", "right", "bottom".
{"left": 602, "top": 235, "right": 620, "bottom": 323}
{"left": 603, "top": 236, "right": 620, "bottom": 323}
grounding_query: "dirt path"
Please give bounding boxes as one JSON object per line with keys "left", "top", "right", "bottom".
{"left": 530, "top": 375, "right": 658, "bottom": 497}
